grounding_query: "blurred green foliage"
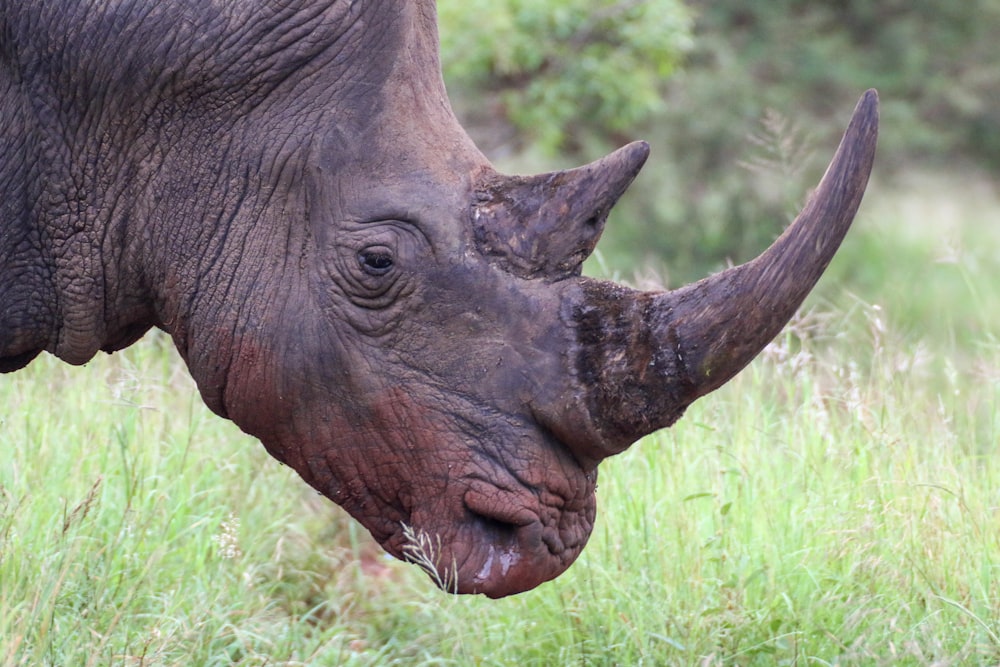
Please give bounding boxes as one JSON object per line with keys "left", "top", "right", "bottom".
{"left": 439, "top": 0, "right": 1000, "bottom": 283}
{"left": 438, "top": 0, "right": 692, "bottom": 155}
{"left": 685, "top": 1, "right": 1000, "bottom": 170}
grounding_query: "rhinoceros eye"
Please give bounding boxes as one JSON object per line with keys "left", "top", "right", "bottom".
{"left": 358, "top": 247, "right": 395, "bottom": 276}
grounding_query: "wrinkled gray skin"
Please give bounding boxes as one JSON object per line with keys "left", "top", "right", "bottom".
{"left": 0, "top": 0, "right": 878, "bottom": 597}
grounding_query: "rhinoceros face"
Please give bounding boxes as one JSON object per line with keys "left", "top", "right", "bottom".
{"left": 0, "top": 0, "right": 877, "bottom": 597}
{"left": 217, "top": 55, "right": 876, "bottom": 595}
{"left": 221, "top": 71, "right": 650, "bottom": 595}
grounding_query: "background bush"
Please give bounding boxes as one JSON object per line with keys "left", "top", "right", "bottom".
{"left": 439, "top": 0, "right": 1000, "bottom": 284}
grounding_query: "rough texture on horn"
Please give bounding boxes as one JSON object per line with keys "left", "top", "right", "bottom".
{"left": 565, "top": 90, "right": 879, "bottom": 458}
{"left": 472, "top": 141, "right": 650, "bottom": 280}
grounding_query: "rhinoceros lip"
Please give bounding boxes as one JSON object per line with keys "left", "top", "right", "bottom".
{"left": 403, "top": 456, "right": 595, "bottom": 598}
{"left": 463, "top": 479, "right": 540, "bottom": 529}
{"left": 379, "top": 438, "right": 595, "bottom": 598}
{"left": 447, "top": 492, "right": 589, "bottom": 597}
{"left": 459, "top": 481, "right": 556, "bottom": 591}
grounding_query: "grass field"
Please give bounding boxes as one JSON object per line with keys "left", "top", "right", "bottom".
{"left": 2, "top": 172, "right": 1000, "bottom": 666}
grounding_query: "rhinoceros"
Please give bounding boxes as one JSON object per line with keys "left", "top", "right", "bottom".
{"left": 0, "top": 0, "right": 878, "bottom": 597}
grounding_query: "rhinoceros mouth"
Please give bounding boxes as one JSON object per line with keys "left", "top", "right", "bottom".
{"left": 374, "top": 429, "right": 598, "bottom": 598}
{"left": 396, "top": 479, "right": 595, "bottom": 598}
{"left": 457, "top": 475, "right": 595, "bottom": 596}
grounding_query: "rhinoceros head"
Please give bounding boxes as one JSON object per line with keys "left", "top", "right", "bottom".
{"left": 0, "top": 1, "right": 877, "bottom": 597}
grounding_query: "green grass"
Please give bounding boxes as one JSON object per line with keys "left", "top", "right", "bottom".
{"left": 2, "top": 172, "right": 1000, "bottom": 665}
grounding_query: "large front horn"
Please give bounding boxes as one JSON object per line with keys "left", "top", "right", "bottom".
{"left": 559, "top": 90, "right": 879, "bottom": 460}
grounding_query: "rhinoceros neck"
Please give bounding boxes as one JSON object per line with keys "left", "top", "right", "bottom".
{"left": 0, "top": 45, "right": 158, "bottom": 368}
{"left": 0, "top": 87, "right": 59, "bottom": 371}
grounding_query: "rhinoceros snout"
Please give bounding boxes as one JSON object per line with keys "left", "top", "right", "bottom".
{"left": 443, "top": 498, "right": 594, "bottom": 598}
{"left": 452, "top": 479, "right": 594, "bottom": 597}
{"left": 388, "top": 461, "right": 597, "bottom": 598}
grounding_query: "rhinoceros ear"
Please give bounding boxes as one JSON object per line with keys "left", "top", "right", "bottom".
{"left": 472, "top": 141, "right": 650, "bottom": 281}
